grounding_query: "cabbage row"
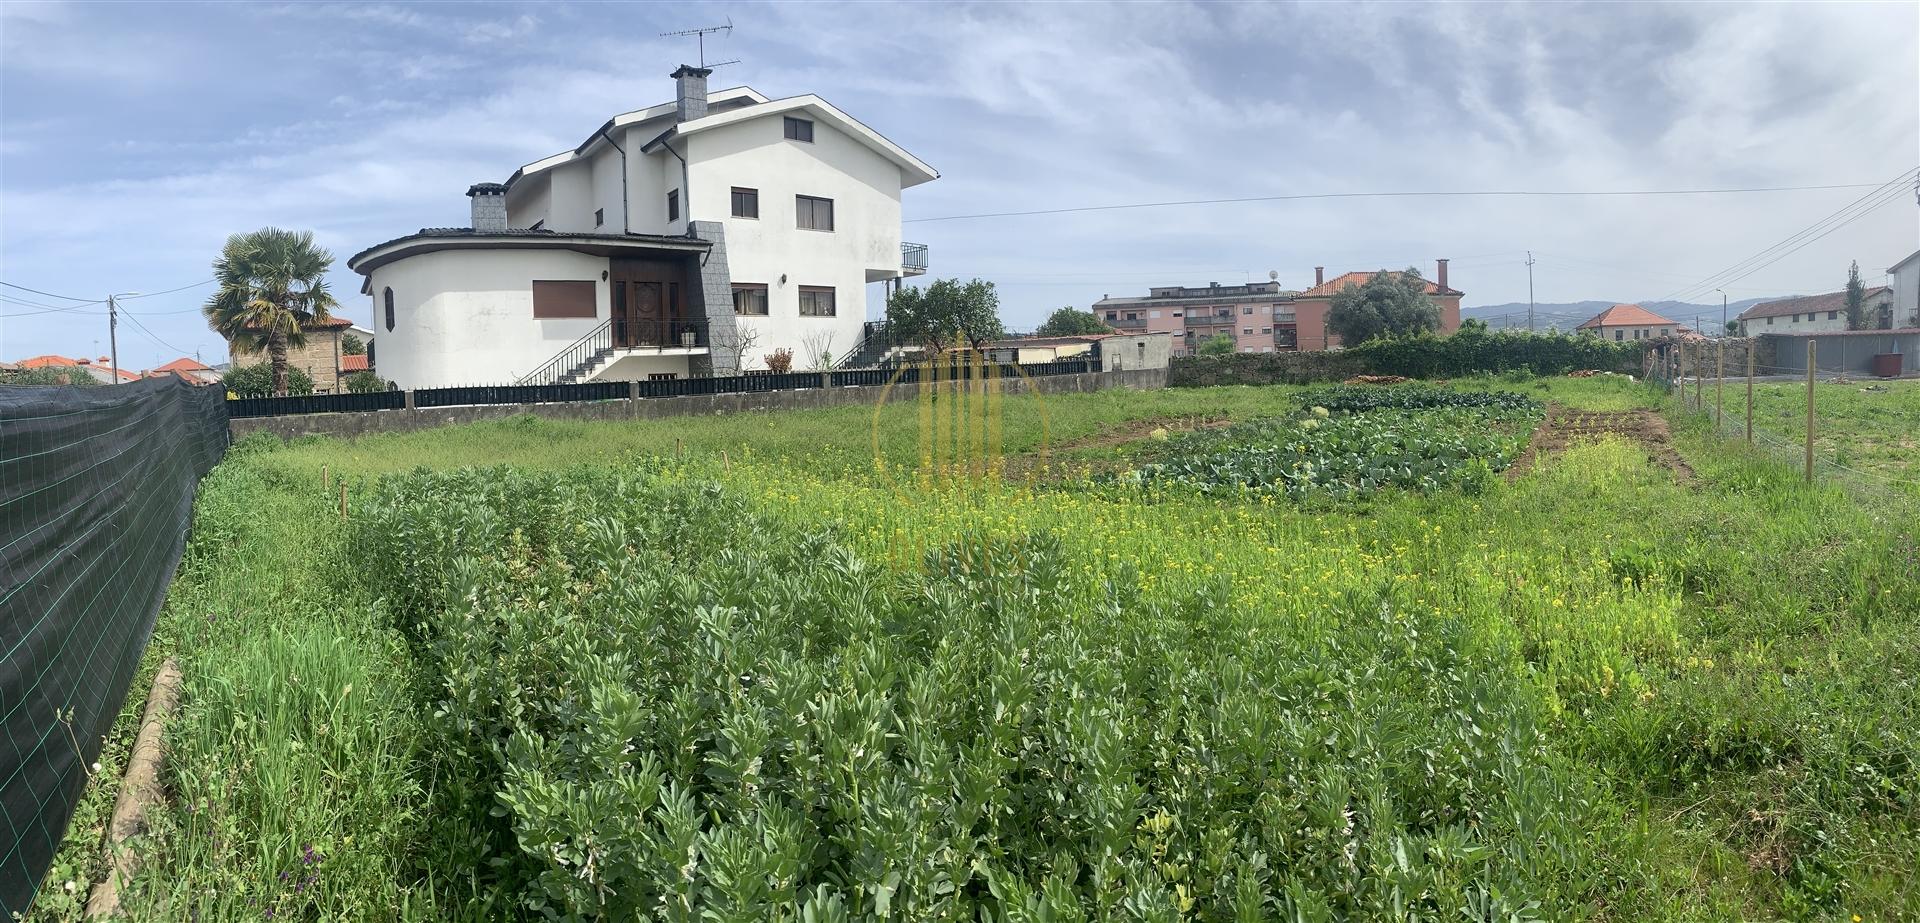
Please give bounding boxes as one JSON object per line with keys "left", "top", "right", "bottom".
{"left": 1292, "top": 384, "right": 1541, "bottom": 414}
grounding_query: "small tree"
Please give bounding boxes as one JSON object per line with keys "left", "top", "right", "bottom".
{"left": 885, "top": 278, "right": 1005, "bottom": 350}
{"left": 1325, "top": 269, "right": 1441, "bottom": 346}
{"left": 1844, "top": 261, "right": 1867, "bottom": 330}
{"left": 1725, "top": 319, "right": 1740, "bottom": 336}
{"left": 800, "top": 332, "right": 837, "bottom": 370}
{"left": 711, "top": 325, "right": 761, "bottom": 373}
{"left": 343, "top": 370, "right": 387, "bottom": 393}
{"left": 1197, "top": 333, "right": 1236, "bottom": 356}
{"left": 1034, "top": 307, "right": 1111, "bottom": 337}
{"left": 763, "top": 349, "right": 794, "bottom": 373}
{"left": 203, "top": 228, "right": 340, "bottom": 396}
{"left": 341, "top": 332, "right": 365, "bottom": 356}
{"left": 223, "top": 362, "right": 314, "bottom": 399}
{"left": 0, "top": 366, "right": 102, "bottom": 388}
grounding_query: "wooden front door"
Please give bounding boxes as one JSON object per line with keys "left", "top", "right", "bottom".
{"left": 610, "top": 259, "right": 685, "bottom": 348}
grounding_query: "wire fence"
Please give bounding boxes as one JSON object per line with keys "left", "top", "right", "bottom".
{"left": 1647, "top": 340, "right": 1920, "bottom": 502}
{"left": 0, "top": 377, "right": 229, "bottom": 914}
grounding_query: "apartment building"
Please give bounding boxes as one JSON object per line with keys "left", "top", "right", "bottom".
{"left": 1092, "top": 260, "right": 1462, "bottom": 355}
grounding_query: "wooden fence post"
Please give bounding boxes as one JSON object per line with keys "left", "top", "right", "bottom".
{"left": 1805, "top": 341, "right": 1816, "bottom": 484}
{"left": 322, "top": 464, "right": 330, "bottom": 492}
{"left": 1745, "top": 344, "right": 1755, "bottom": 446}
{"left": 1693, "top": 342, "right": 1702, "bottom": 411}
{"left": 1716, "top": 341, "right": 1725, "bottom": 429}
{"left": 339, "top": 483, "right": 349, "bottom": 520}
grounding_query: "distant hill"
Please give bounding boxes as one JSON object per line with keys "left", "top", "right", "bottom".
{"left": 1462, "top": 297, "right": 1784, "bottom": 333}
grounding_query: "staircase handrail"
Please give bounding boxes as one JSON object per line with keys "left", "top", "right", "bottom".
{"left": 517, "top": 318, "right": 614, "bottom": 385}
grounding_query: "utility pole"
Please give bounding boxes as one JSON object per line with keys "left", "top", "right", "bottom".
{"left": 1717, "top": 288, "right": 1727, "bottom": 337}
{"left": 107, "top": 294, "right": 120, "bottom": 384}
{"left": 1525, "top": 251, "right": 1536, "bottom": 332}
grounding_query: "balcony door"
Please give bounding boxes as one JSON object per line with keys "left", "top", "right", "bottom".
{"left": 610, "top": 259, "right": 685, "bottom": 348}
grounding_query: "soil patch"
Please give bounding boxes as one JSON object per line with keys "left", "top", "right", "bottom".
{"left": 1507, "top": 404, "right": 1694, "bottom": 483}
{"left": 1003, "top": 414, "right": 1236, "bottom": 482}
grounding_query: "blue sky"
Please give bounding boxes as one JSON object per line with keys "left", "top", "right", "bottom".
{"left": 2, "top": 1, "right": 1916, "bottom": 368}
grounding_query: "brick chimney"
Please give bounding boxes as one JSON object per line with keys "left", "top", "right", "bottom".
{"left": 1314, "top": 267, "right": 1324, "bottom": 286}
{"left": 466, "top": 183, "right": 507, "bottom": 231}
{"left": 671, "top": 65, "right": 712, "bottom": 122}
{"left": 1436, "top": 258, "right": 1449, "bottom": 293}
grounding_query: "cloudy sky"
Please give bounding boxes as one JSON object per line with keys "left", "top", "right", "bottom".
{"left": 2, "top": 1, "right": 1917, "bottom": 368}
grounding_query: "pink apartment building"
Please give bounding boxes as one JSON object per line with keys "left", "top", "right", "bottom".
{"left": 1093, "top": 260, "right": 1463, "bottom": 355}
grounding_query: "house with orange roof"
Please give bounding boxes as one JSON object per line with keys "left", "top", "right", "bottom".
{"left": 1575, "top": 304, "right": 1684, "bottom": 342}
{"left": 147, "top": 357, "right": 223, "bottom": 385}
{"left": 1290, "top": 261, "right": 1463, "bottom": 351}
{"left": 15, "top": 355, "right": 141, "bottom": 384}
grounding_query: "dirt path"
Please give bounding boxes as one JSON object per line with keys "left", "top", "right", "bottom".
{"left": 1507, "top": 404, "right": 1694, "bottom": 483}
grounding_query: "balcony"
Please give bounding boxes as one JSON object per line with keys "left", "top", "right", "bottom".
{"left": 902, "top": 241, "right": 929, "bottom": 276}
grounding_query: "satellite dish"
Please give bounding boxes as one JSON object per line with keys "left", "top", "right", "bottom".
{"left": 1267, "top": 270, "right": 1279, "bottom": 281}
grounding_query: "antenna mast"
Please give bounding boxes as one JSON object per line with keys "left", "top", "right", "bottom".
{"left": 660, "top": 18, "right": 739, "bottom": 69}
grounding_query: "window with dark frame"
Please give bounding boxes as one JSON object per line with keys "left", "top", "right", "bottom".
{"left": 383, "top": 287, "right": 395, "bottom": 332}
{"left": 732, "top": 283, "right": 769, "bottom": 316}
{"left": 784, "top": 116, "right": 814, "bottom": 142}
{"left": 648, "top": 372, "right": 679, "bottom": 381}
{"left": 1828, "top": 310, "right": 1838, "bottom": 320}
{"left": 798, "top": 286, "right": 836, "bottom": 317}
{"left": 667, "top": 189, "right": 679, "bottom": 222}
{"left": 796, "top": 195, "right": 834, "bottom": 231}
{"left": 731, "top": 187, "right": 759, "bottom": 219}
{"left": 594, "top": 208, "right": 604, "bottom": 228}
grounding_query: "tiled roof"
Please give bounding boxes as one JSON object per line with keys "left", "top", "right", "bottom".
{"left": 1296, "top": 270, "right": 1462, "bottom": 298}
{"left": 17, "top": 355, "right": 80, "bottom": 367}
{"left": 1737, "top": 287, "right": 1890, "bottom": 321}
{"left": 339, "top": 354, "right": 371, "bottom": 371}
{"left": 1755, "top": 326, "right": 1920, "bottom": 338}
{"left": 1576, "top": 304, "right": 1679, "bottom": 329}
{"left": 152, "top": 357, "right": 212, "bottom": 372}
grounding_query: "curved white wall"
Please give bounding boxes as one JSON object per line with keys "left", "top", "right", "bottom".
{"left": 367, "top": 249, "right": 609, "bottom": 389}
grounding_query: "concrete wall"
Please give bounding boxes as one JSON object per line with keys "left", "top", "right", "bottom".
{"left": 229, "top": 367, "right": 1168, "bottom": 441}
{"left": 1100, "top": 333, "right": 1173, "bottom": 371}
{"left": 1759, "top": 332, "right": 1920, "bottom": 377}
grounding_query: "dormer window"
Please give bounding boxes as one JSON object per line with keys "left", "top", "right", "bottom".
{"left": 784, "top": 117, "right": 814, "bottom": 142}
{"left": 594, "top": 208, "right": 604, "bottom": 228}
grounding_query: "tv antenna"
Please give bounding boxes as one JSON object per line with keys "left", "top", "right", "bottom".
{"left": 661, "top": 18, "right": 739, "bottom": 69}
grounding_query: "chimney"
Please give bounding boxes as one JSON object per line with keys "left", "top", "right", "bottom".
{"left": 466, "top": 183, "right": 507, "bottom": 231}
{"left": 672, "top": 65, "right": 712, "bottom": 122}
{"left": 1436, "top": 258, "right": 1449, "bottom": 293}
{"left": 1314, "top": 267, "right": 1324, "bottom": 286}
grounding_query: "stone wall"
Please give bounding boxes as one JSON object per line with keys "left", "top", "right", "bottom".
{"left": 230, "top": 367, "right": 1168, "bottom": 441}
{"left": 228, "top": 327, "right": 350, "bottom": 393}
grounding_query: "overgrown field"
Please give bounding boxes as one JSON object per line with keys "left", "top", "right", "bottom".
{"left": 36, "top": 376, "right": 1920, "bottom": 921}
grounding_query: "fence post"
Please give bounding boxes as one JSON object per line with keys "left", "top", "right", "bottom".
{"left": 1693, "top": 342, "right": 1702, "bottom": 411}
{"left": 339, "top": 483, "right": 349, "bottom": 520}
{"left": 1716, "top": 341, "right": 1725, "bottom": 430}
{"left": 404, "top": 390, "right": 416, "bottom": 411}
{"left": 822, "top": 370, "right": 832, "bottom": 390}
{"left": 1805, "top": 340, "right": 1816, "bottom": 484}
{"left": 1745, "top": 344, "right": 1755, "bottom": 446}
{"left": 629, "top": 379, "right": 640, "bottom": 401}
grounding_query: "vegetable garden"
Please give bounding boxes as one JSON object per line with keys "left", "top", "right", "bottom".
{"left": 35, "top": 376, "right": 1920, "bottom": 921}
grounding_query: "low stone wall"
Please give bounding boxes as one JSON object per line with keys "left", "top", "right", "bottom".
{"left": 229, "top": 367, "right": 1168, "bottom": 441}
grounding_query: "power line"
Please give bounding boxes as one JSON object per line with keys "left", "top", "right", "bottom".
{"left": 122, "top": 279, "right": 215, "bottom": 300}
{"left": 0, "top": 282, "right": 102, "bottom": 304}
{"left": 117, "top": 310, "right": 189, "bottom": 357}
{"left": 1656, "top": 166, "right": 1920, "bottom": 304}
{"left": 904, "top": 181, "right": 1895, "bottom": 224}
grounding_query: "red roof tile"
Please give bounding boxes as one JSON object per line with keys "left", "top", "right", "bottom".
{"left": 1576, "top": 304, "right": 1680, "bottom": 329}
{"left": 1296, "top": 270, "right": 1462, "bottom": 299}
{"left": 152, "top": 357, "right": 212, "bottom": 372}
{"left": 1737, "top": 287, "right": 1890, "bottom": 321}
{"left": 17, "top": 355, "right": 81, "bottom": 367}
{"left": 339, "top": 354, "right": 370, "bottom": 371}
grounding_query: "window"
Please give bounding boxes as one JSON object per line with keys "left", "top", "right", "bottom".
{"left": 731, "top": 187, "right": 759, "bottom": 219}
{"left": 1149, "top": 310, "right": 1160, "bottom": 319}
{"left": 532, "top": 280, "right": 596, "bottom": 318}
{"left": 1243, "top": 306, "right": 1254, "bottom": 315}
{"left": 1172, "top": 312, "right": 1182, "bottom": 318}
{"left": 594, "top": 208, "right": 604, "bottom": 228}
{"left": 796, "top": 195, "right": 834, "bottom": 231}
{"left": 1828, "top": 310, "right": 1838, "bottom": 320}
{"left": 1243, "top": 327, "right": 1253, "bottom": 336}
{"left": 667, "top": 189, "right": 679, "bottom": 222}
{"left": 1261, "top": 327, "right": 1271, "bottom": 334}
{"left": 648, "top": 372, "right": 679, "bottom": 381}
{"left": 799, "top": 286, "right": 836, "bottom": 317}
{"left": 732, "top": 283, "right": 769, "bottom": 316}
{"left": 383, "top": 287, "right": 395, "bottom": 332}
{"left": 1125, "top": 312, "right": 1138, "bottom": 321}
{"left": 1105, "top": 312, "right": 1117, "bottom": 321}
{"left": 1767, "top": 316, "right": 1775, "bottom": 325}
{"left": 1614, "top": 330, "right": 1624, "bottom": 341}
{"left": 784, "top": 116, "right": 814, "bottom": 142}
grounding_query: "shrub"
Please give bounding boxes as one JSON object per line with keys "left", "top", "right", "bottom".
{"left": 343, "top": 370, "right": 388, "bottom": 393}
{"left": 223, "top": 362, "right": 314, "bottom": 398}
{"left": 763, "top": 348, "right": 795, "bottom": 373}
{"left": 1169, "top": 329, "right": 1640, "bottom": 387}
{"left": 0, "top": 366, "right": 103, "bottom": 387}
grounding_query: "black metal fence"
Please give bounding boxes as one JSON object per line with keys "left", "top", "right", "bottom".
{"left": 228, "top": 359, "right": 1101, "bottom": 419}
{"left": 0, "top": 377, "right": 229, "bottom": 914}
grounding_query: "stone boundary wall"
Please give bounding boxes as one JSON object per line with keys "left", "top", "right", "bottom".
{"left": 230, "top": 367, "right": 1168, "bottom": 441}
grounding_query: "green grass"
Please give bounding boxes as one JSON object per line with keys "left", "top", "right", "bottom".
{"left": 1742, "top": 378, "right": 1920, "bottom": 493}
{"left": 36, "top": 373, "right": 1920, "bottom": 920}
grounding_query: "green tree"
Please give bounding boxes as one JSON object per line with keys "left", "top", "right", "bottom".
{"left": 0, "top": 366, "right": 103, "bottom": 388}
{"left": 341, "top": 332, "right": 366, "bottom": 355}
{"left": 203, "top": 228, "right": 340, "bottom": 396}
{"left": 1325, "top": 268, "right": 1441, "bottom": 346}
{"left": 1034, "top": 307, "right": 1111, "bottom": 337}
{"left": 222, "top": 362, "right": 314, "bottom": 399}
{"left": 343, "top": 370, "right": 388, "bottom": 393}
{"left": 1844, "top": 261, "right": 1866, "bottom": 330}
{"left": 1197, "top": 333, "right": 1236, "bottom": 356}
{"left": 1725, "top": 319, "right": 1740, "bottom": 336}
{"left": 885, "top": 278, "right": 1004, "bottom": 350}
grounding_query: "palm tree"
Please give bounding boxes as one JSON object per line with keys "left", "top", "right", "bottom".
{"left": 203, "top": 228, "right": 339, "bottom": 396}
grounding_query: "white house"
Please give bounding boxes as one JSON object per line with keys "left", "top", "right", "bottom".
{"left": 1891, "top": 249, "right": 1920, "bottom": 328}
{"left": 347, "top": 66, "right": 937, "bottom": 388}
{"left": 1736, "top": 286, "right": 1895, "bottom": 335}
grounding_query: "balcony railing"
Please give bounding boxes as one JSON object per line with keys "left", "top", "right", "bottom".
{"left": 902, "top": 241, "right": 929, "bottom": 275}
{"left": 612, "top": 318, "right": 709, "bottom": 350}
